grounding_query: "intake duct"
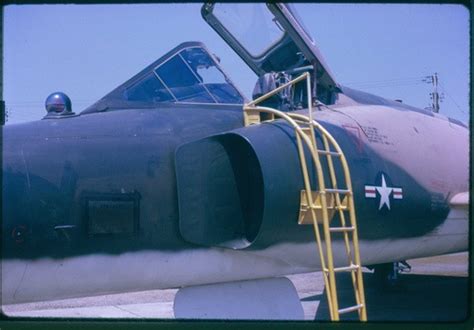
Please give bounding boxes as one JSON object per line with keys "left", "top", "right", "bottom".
{"left": 175, "top": 121, "right": 315, "bottom": 250}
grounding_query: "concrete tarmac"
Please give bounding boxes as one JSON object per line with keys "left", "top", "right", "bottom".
{"left": 2, "top": 252, "right": 469, "bottom": 321}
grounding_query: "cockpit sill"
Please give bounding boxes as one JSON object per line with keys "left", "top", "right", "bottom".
{"left": 81, "top": 99, "right": 245, "bottom": 115}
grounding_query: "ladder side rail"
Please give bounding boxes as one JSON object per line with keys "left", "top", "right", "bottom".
{"left": 304, "top": 117, "right": 341, "bottom": 321}
{"left": 305, "top": 73, "right": 314, "bottom": 124}
{"left": 294, "top": 111, "right": 342, "bottom": 319}
{"left": 244, "top": 72, "right": 367, "bottom": 320}
{"left": 320, "top": 133, "right": 362, "bottom": 313}
{"left": 309, "top": 118, "right": 367, "bottom": 321}
{"left": 277, "top": 109, "right": 341, "bottom": 319}
{"left": 295, "top": 132, "right": 336, "bottom": 320}
{"left": 319, "top": 133, "right": 351, "bottom": 229}
{"left": 346, "top": 189, "right": 367, "bottom": 320}
{"left": 289, "top": 113, "right": 361, "bottom": 235}
{"left": 304, "top": 145, "right": 340, "bottom": 319}
{"left": 289, "top": 113, "right": 355, "bottom": 271}
{"left": 319, "top": 133, "right": 356, "bottom": 271}
{"left": 288, "top": 113, "right": 367, "bottom": 321}
{"left": 244, "top": 105, "right": 340, "bottom": 319}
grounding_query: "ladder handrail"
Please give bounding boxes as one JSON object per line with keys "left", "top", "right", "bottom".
{"left": 242, "top": 73, "right": 367, "bottom": 321}
{"left": 287, "top": 113, "right": 366, "bottom": 321}
{"left": 246, "top": 72, "right": 311, "bottom": 109}
{"left": 244, "top": 104, "right": 338, "bottom": 319}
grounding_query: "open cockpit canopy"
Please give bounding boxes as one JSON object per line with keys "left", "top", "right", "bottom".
{"left": 202, "top": 3, "right": 339, "bottom": 105}
{"left": 83, "top": 42, "right": 245, "bottom": 113}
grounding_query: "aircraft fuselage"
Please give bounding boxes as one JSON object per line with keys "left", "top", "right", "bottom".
{"left": 2, "top": 100, "right": 468, "bottom": 304}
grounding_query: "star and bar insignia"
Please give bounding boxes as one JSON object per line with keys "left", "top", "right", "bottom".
{"left": 364, "top": 174, "right": 403, "bottom": 210}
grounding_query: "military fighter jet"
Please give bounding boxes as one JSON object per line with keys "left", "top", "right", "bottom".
{"left": 2, "top": 3, "right": 468, "bottom": 321}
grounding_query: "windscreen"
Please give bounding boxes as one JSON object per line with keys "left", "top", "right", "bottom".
{"left": 125, "top": 46, "right": 244, "bottom": 105}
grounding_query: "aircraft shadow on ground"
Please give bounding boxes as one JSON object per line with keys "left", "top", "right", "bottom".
{"left": 306, "top": 272, "right": 469, "bottom": 322}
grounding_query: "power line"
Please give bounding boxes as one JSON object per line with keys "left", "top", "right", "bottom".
{"left": 6, "top": 99, "right": 96, "bottom": 106}
{"left": 344, "top": 75, "right": 427, "bottom": 85}
{"left": 438, "top": 81, "right": 468, "bottom": 115}
{"left": 346, "top": 81, "right": 426, "bottom": 89}
{"left": 344, "top": 76, "right": 427, "bottom": 89}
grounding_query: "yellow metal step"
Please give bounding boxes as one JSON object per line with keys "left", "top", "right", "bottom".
{"left": 298, "top": 190, "right": 337, "bottom": 225}
{"left": 324, "top": 264, "right": 359, "bottom": 273}
{"left": 318, "top": 150, "right": 341, "bottom": 157}
{"left": 329, "top": 226, "right": 355, "bottom": 233}
{"left": 325, "top": 188, "right": 351, "bottom": 195}
{"left": 338, "top": 304, "right": 364, "bottom": 315}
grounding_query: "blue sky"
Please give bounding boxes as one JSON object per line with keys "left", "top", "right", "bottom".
{"left": 4, "top": 3, "right": 469, "bottom": 124}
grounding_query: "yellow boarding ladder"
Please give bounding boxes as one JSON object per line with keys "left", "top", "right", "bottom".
{"left": 243, "top": 72, "right": 367, "bottom": 321}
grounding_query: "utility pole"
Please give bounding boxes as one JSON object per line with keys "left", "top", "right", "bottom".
{"left": 423, "top": 73, "right": 443, "bottom": 113}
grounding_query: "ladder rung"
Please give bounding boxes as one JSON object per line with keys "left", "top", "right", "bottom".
{"left": 325, "top": 264, "right": 359, "bottom": 272}
{"left": 317, "top": 150, "right": 341, "bottom": 157}
{"left": 325, "top": 188, "right": 350, "bottom": 194}
{"left": 308, "top": 204, "right": 348, "bottom": 211}
{"left": 325, "top": 188, "right": 351, "bottom": 194}
{"left": 338, "top": 304, "right": 364, "bottom": 315}
{"left": 329, "top": 226, "right": 355, "bottom": 233}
